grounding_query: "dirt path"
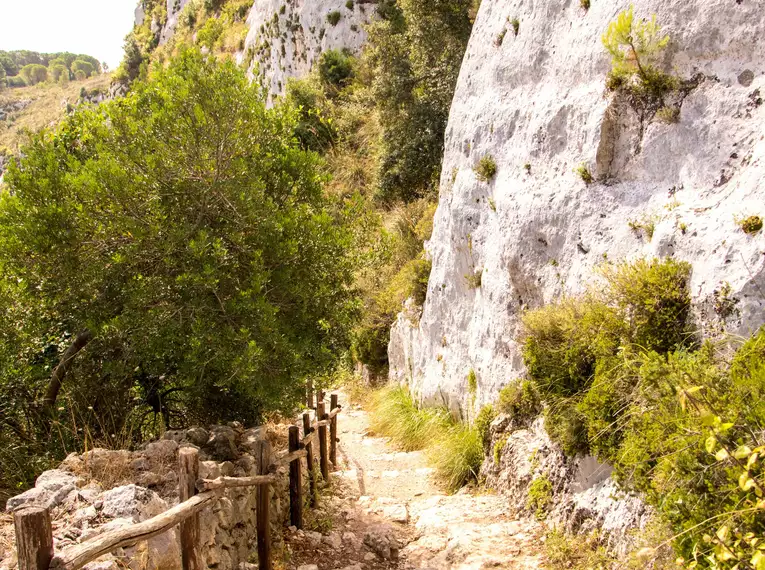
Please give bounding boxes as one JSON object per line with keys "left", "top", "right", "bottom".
{"left": 285, "top": 393, "right": 544, "bottom": 570}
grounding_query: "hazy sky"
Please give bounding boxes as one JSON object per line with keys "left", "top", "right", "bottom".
{"left": 0, "top": 0, "right": 138, "bottom": 69}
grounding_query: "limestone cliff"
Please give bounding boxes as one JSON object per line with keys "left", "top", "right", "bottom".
{"left": 390, "top": 0, "right": 765, "bottom": 414}
{"left": 242, "top": 0, "right": 372, "bottom": 100}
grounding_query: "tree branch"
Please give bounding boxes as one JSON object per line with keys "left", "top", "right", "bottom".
{"left": 42, "top": 330, "right": 93, "bottom": 414}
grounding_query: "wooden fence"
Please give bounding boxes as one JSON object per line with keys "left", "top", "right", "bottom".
{"left": 13, "top": 391, "right": 342, "bottom": 570}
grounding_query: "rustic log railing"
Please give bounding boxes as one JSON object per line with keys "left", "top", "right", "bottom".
{"left": 13, "top": 393, "right": 343, "bottom": 570}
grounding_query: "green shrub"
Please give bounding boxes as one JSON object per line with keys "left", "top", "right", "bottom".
{"left": 318, "top": 49, "right": 354, "bottom": 89}
{"left": 526, "top": 474, "right": 553, "bottom": 519}
{"left": 465, "top": 269, "right": 482, "bottom": 288}
{"left": 474, "top": 404, "right": 496, "bottom": 443}
{"left": 19, "top": 63, "right": 47, "bottom": 85}
{"left": 6, "top": 75, "right": 26, "bottom": 88}
{"left": 495, "top": 29, "right": 507, "bottom": 46}
{"left": 511, "top": 18, "right": 520, "bottom": 36}
{"left": 522, "top": 258, "right": 692, "bottom": 456}
{"left": 428, "top": 423, "right": 484, "bottom": 492}
{"left": 580, "top": 0, "right": 591, "bottom": 10}
{"left": 497, "top": 380, "right": 540, "bottom": 427}
{"left": 474, "top": 155, "right": 497, "bottom": 182}
{"left": 601, "top": 258, "right": 693, "bottom": 353}
{"left": 346, "top": 0, "right": 354, "bottom": 9}
{"left": 738, "top": 214, "right": 763, "bottom": 234}
{"left": 327, "top": 10, "right": 342, "bottom": 26}
{"left": 197, "top": 17, "right": 225, "bottom": 49}
{"left": 493, "top": 433, "right": 509, "bottom": 463}
{"left": 70, "top": 59, "right": 95, "bottom": 78}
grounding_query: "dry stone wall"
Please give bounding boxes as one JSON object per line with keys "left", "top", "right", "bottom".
{"left": 1, "top": 424, "right": 291, "bottom": 570}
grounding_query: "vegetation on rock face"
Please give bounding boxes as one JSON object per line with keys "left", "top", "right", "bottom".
{"left": 738, "top": 214, "right": 763, "bottom": 234}
{"left": 474, "top": 155, "right": 497, "bottom": 182}
{"left": 602, "top": 6, "right": 678, "bottom": 105}
{"left": 515, "top": 256, "right": 765, "bottom": 568}
{"left": 0, "top": 50, "right": 359, "bottom": 500}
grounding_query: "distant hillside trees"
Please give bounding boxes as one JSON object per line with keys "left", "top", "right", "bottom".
{"left": 0, "top": 50, "right": 102, "bottom": 88}
{"left": 19, "top": 64, "right": 48, "bottom": 85}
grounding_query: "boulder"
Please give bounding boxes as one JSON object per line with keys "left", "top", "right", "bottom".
{"left": 206, "top": 426, "right": 239, "bottom": 461}
{"left": 6, "top": 469, "right": 80, "bottom": 512}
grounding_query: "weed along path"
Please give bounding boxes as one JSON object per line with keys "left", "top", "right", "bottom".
{"left": 285, "top": 392, "right": 544, "bottom": 570}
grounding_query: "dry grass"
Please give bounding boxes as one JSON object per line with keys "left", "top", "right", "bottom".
{"left": 0, "top": 74, "right": 112, "bottom": 153}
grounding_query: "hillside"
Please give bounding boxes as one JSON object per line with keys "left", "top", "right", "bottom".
{"left": 0, "top": 74, "right": 111, "bottom": 155}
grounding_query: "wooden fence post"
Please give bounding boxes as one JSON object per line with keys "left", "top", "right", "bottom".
{"left": 256, "top": 439, "right": 273, "bottom": 570}
{"left": 317, "top": 401, "right": 330, "bottom": 482}
{"left": 330, "top": 394, "right": 338, "bottom": 467}
{"left": 306, "top": 378, "right": 314, "bottom": 410}
{"left": 14, "top": 507, "right": 53, "bottom": 570}
{"left": 178, "top": 447, "right": 202, "bottom": 570}
{"left": 302, "top": 412, "right": 317, "bottom": 507}
{"left": 288, "top": 426, "right": 303, "bottom": 529}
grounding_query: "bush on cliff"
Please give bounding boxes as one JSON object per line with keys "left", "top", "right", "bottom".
{"left": 520, "top": 257, "right": 765, "bottom": 567}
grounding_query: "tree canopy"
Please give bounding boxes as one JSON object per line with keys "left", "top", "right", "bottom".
{"left": 0, "top": 50, "right": 359, "bottom": 493}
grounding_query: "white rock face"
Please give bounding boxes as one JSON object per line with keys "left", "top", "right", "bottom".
{"left": 159, "top": 0, "right": 192, "bottom": 45}
{"left": 243, "top": 0, "right": 373, "bottom": 100}
{"left": 390, "top": 0, "right": 765, "bottom": 414}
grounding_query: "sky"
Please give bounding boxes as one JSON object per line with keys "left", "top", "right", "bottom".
{"left": 0, "top": 0, "right": 138, "bottom": 69}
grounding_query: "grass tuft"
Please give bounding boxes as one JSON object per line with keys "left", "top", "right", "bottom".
{"left": 427, "top": 423, "right": 484, "bottom": 492}
{"left": 368, "top": 385, "right": 450, "bottom": 451}
{"left": 368, "top": 384, "right": 484, "bottom": 491}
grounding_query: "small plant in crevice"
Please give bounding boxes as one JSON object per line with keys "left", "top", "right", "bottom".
{"left": 495, "top": 29, "right": 507, "bottom": 47}
{"left": 346, "top": 0, "right": 354, "bottom": 9}
{"left": 488, "top": 198, "right": 497, "bottom": 212}
{"left": 524, "top": 162, "right": 531, "bottom": 174}
{"left": 327, "top": 11, "right": 341, "bottom": 26}
{"left": 574, "top": 163, "right": 594, "bottom": 184}
{"left": 511, "top": 18, "right": 520, "bottom": 36}
{"left": 737, "top": 214, "right": 763, "bottom": 234}
{"left": 655, "top": 105, "right": 680, "bottom": 124}
{"left": 465, "top": 269, "right": 482, "bottom": 289}
{"left": 526, "top": 474, "right": 553, "bottom": 520}
{"left": 474, "top": 155, "right": 497, "bottom": 182}
{"left": 580, "top": 0, "right": 591, "bottom": 10}
{"left": 467, "top": 369, "right": 478, "bottom": 396}
{"left": 628, "top": 214, "right": 658, "bottom": 241}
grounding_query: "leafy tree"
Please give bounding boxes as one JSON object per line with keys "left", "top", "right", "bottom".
{"left": 0, "top": 53, "right": 18, "bottom": 76}
{"left": 70, "top": 59, "right": 95, "bottom": 78}
{"left": 364, "top": 0, "right": 473, "bottom": 203}
{"left": 18, "top": 64, "right": 48, "bottom": 85}
{"left": 48, "top": 64, "right": 69, "bottom": 83}
{"left": 0, "top": 50, "right": 359, "bottom": 490}
{"left": 0, "top": 65, "right": 5, "bottom": 90}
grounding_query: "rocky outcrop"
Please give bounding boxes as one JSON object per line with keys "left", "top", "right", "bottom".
{"left": 481, "top": 416, "right": 650, "bottom": 556}
{"left": 242, "top": 0, "right": 374, "bottom": 100}
{"left": 1, "top": 424, "right": 291, "bottom": 570}
{"left": 389, "top": 0, "right": 765, "bottom": 417}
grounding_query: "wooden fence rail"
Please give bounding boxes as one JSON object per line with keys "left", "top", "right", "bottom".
{"left": 13, "top": 393, "right": 343, "bottom": 570}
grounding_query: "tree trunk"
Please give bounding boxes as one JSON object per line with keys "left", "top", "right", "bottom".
{"left": 42, "top": 330, "right": 93, "bottom": 414}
